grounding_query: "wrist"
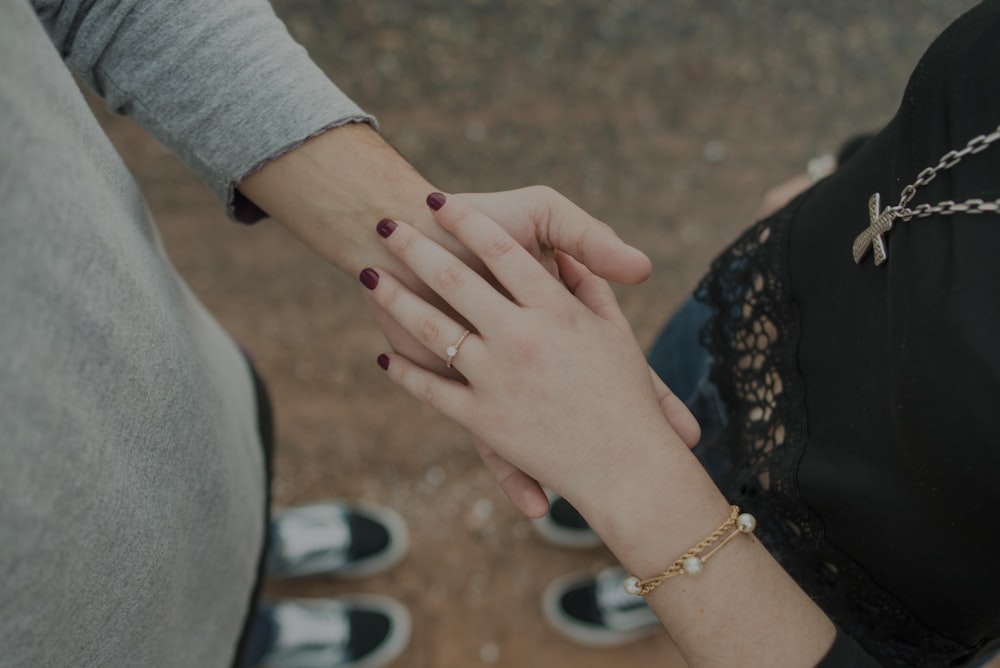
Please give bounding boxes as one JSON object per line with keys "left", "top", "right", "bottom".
{"left": 565, "top": 429, "right": 731, "bottom": 578}
{"left": 237, "top": 122, "right": 438, "bottom": 275}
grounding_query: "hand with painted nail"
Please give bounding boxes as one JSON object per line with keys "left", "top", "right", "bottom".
{"left": 367, "top": 204, "right": 842, "bottom": 668}
{"left": 443, "top": 186, "right": 653, "bottom": 283}
{"left": 363, "top": 186, "right": 655, "bottom": 380}
{"left": 365, "top": 195, "right": 843, "bottom": 668}
{"left": 238, "top": 126, "right": 654, "bottom": 379}
{"left": 361, "top": 191, "right": 698, "bottom": 518}
{"left": 360, "top": 194, "right": 696, "bottom": 519}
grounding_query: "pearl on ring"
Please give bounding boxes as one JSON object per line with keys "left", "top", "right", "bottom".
{"left": 623, "top": 576, "right": 643, "bottom": 596}
{"left": 445, "top": 330, "right": 472, "bottom": 369}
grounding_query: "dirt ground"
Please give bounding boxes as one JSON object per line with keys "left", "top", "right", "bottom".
{"left": 92, "top": 2, "right": 975, "bottom": 666}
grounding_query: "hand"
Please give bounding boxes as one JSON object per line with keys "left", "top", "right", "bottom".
{"left": 368, "top": 186, "right": 653, "bottom": 377}
{"left": 465, "top": 365, "right": 700, "bottom": 519}
{"left": 360, "top": 195, "right": 692, "bottom": 508}
{"left": 362, "top": 200, "right": 842, "bottom": 668}
{"left": 237, "top": 126, "right": 696, "bottom": 516}
{"left": 367, "top": 189, "right": 697, "bottom": 518}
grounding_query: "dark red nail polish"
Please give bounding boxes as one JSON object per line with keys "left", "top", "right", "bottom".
{"left": 359, "top": 268, "right": 379, "bottom": 290}
{"left": 426, "top": 192, "right": 446, "bottom": 211}
{"left": 377, "top": 354, "right": 390, "bottom": 370}
{"left": 376, "top": 218, "right": 397, "bottom": 238}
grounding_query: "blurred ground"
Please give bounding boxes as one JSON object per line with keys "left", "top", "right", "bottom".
{"left": 93, "top": 1, "right": 976, "bottom": 666}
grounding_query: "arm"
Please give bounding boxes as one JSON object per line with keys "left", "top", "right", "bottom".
{"left": 237, "top": 127, "right": 690, "bottom": 517}
{"left": 32, "top": 0, "right": 652, "bottom": 305}
{"left": 32, "top": 0, "right": 657, "bottom": 366}
{"left": 362, "top": 195, "right": 880, "bottom": 667}
{"left": 31, "top": 0, "right": 670, "bottom": 514}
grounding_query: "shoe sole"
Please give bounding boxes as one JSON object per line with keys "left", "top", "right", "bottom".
{"left": 541, "top": 571, "right": 663, "bottom": 648}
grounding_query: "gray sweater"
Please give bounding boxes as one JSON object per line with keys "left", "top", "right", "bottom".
{"left": 0, "top": 0, "right": 373, "bottom": 665}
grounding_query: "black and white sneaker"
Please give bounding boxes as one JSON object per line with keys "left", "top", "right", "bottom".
{"left": 542, "top": 565, "right": 661, "bottom": 647}
{"left": 267, "top": 500, "right": 408, "bottom": 579}
{"left": 257, "top": 596, "right": 411, "bottom": 668}
{"left": 531, "top": 491, "right": 602, "bottom": 549}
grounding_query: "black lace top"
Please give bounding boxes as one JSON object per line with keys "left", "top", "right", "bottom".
{"left": 695, "top": 3, "right": 1000, "bottom": 665}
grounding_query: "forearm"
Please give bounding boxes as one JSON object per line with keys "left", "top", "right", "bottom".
{"left": 361, "top": 189, "right": 871, "bottom": 666}
{"left": 574, "top": 433, "right": 838, "bottom": 667}
{"left": 238, "top": 123, "right": 440, "bottom": 276}
{"left": 33, "top": 0, "right": 376, "bottom": 213}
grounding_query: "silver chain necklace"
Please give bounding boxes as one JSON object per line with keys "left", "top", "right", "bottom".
{"left": 852, "top": 123, "right": 1000, "bottom": 266}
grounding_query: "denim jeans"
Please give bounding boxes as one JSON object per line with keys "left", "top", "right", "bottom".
{"left": 646, "top": 297, "right": 731, "bottom": 481}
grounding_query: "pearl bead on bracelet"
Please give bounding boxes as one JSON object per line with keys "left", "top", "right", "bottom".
{"left": 624, "top": 506, "right": 757, "bottom": 597}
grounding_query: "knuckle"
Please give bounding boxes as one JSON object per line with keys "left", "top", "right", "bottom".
{"left": 393, "top": 227, "right": 417, "bottom": 255}
{"left": 448, "top": 199, "right": 475, "bottom": 228}
{"left": 482, "top": 232, "right": 518, "bottom": 260}
{"left": 511, "top": 334, "right": 540, "bottom": 363}
{"left": 527, "top": 184, "right": 558, "bottom": 200}
{"left": 375, "top": 279, "right": 398, "bottom": 308}
{"left": 417, "top": 380, "right": 436, "bottom": 405}
{"left": 550, "top": 303, "right": 579, "bottom": 327}
{"left": 417, "top": 316, "right": 442, "bottom": 345}
{"left": 434, "top": 262, "right": 466, "bottom": 291}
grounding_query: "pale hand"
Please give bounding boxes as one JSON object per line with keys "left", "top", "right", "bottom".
{"left": 367, "top": 189, "right": 698, "bottom": 517}
{"left": 362, "top": 195, "right": 693, "bottom": 507}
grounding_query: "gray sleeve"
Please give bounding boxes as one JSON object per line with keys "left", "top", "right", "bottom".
{"left": 31, "top": 0, "right": 376, "bottom": 221}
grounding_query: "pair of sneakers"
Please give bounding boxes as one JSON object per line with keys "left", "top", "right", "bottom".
{"left": 254, "top": 500, "right": 410, "bottom": 668}
{"left": 534, "top": 494, "right": 662, "bottom": 647}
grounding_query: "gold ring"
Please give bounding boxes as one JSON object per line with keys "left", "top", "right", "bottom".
{"left": 445, "top": 330, "right": 471, "bottom": 368}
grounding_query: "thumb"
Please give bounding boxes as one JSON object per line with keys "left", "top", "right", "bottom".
{"left": 472, "top": 438, "right": 550, "bottom": 519}
{"left": 554, "top": 251, "right": 623, "bottom": 320}
{"left": 649, "top": 370, "right": 701, "bottom": 448}
{"left": 523, "top": 186, "right": 652, "bottom": 284}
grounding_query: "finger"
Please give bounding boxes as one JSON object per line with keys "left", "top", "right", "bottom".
{"left": 455, "top": 188, "right": 652, "bottom": 284}
{"left": 649, "top": 369, "right": 701, "bottom": 448}
{"left": 424, "top": 193, "right": 571, "bottom": 308}
{"left": 553, "top": 251, "right": 623, "bottom": 321}
{"left": 554, "top": 250, "right": 700, "bottom": 448}
{"left": 471, "top": 438, "right": 550, "bottom": 519}
{"left": 376, "top": 351, "right": 471, "bottom": 425}
{"left": 361, "top": 267, "right": 480, "bottom": 372}
{"left": 373, "top": 215, "right": 511, "bottom": 328}
{"left": 375, "top": 217, "right": 518, "bottom": 332}
{"left": 368, "top": 302, "right": 463, "bottom": 379}
{"left": 520, "top": 185, "right": 652, "bottom": 284}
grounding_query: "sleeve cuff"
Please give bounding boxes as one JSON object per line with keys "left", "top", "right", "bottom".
{"left": 226, "top": 116, "right": 377, "bottom": 223}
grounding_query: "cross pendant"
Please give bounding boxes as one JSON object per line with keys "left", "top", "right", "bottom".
{"left": 852, "top": 193, "right": 897, "bottom": 266}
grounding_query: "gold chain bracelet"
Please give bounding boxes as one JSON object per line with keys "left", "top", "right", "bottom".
{"left": 623, "top": 505, "right": 757, "bottom": 597}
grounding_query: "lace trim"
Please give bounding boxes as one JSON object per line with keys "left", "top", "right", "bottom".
{"left": 694, "top": 202, "right": 978, "bottom": 667}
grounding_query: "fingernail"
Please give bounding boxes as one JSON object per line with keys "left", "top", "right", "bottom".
{"left": 426, "top": 192, "right": 446, "bottom": 211}
{"left": 377, "top": 354, "right": 390, "bottom": 370}
{"left": 376, "top": 218, "right": 397, "bottom": 238}
{"left": 359, "top": 268, "right": 379, "bottom": 290}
